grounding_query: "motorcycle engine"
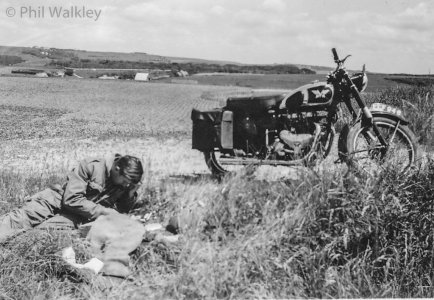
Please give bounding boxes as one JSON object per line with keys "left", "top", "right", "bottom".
{"left": 275, "top": 112, "right": 321, "bottom": 159}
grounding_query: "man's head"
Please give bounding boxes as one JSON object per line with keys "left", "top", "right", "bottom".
{"left": 110, "top": 155, "right": 144, "bottom": 189}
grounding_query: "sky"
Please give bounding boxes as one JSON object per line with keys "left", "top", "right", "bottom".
{"left": 0, "top": 0, "right": 433, "bottom": 74}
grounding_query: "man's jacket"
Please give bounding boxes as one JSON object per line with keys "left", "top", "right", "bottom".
{"left": 62, "top": 154, "right": 138, "bottom": 221}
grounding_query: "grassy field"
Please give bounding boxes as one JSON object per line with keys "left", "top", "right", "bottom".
{"left": 159, "top": 73, "right": 416, "bottom": 92}
{"left": 0, "top": 75, "right": 433, "bottom": 299}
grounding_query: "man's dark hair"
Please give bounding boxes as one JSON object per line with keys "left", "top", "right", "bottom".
{"left": 116, "top": 155, "right": 143, "bottom": 184}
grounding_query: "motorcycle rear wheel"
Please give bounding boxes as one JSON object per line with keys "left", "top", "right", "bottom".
{"left": 204, "top": 151, "right": 257, "bottom": 177}
{"left": 204, "top": 151, "right": 227, "bottom": 176}
{"left": 345, "top": 117, "right": 418, "bottom": 175}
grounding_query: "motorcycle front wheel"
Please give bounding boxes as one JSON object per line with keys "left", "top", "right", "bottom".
{"left": 345, "top": 117, "right": 418, "bottom": 175}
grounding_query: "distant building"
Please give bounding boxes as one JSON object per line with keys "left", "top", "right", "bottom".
{"left": 54, "top": 71, "right": 65, "bottom": 77}
{"left": 176, "top": 70, "right": 189, "bottom": 77}
{"left": 99, "top": 74, "right": 118, "bottom": 80}
{"left": 64, "top": 68, "right": 74, "bottom": 76}
{"left": 35, "top": 72, "right": 49, "bottom": 77}
{"left": 134, "top": 73, "right": 150, "bottom": 81}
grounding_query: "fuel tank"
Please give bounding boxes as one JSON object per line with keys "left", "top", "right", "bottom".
{"left": 279, "top": 82, "right": 334, "bottom": 112}
{"left": 225, "top": 93, "right": 286, "bottom": 114}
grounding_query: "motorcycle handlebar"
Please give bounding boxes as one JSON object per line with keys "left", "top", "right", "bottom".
{"left": 331, "top": 48, "right": 339, "bottom": 62}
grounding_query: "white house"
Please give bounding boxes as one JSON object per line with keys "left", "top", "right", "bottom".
{"left": 134, "top": 73, "right": 150, "bottom": 81}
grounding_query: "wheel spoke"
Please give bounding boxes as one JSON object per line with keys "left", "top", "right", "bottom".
{"left": 386, "top": 121, "right": 400, "bottom": 145}
{"left": 350, "top": 120, "right": 415, "bottom": 175}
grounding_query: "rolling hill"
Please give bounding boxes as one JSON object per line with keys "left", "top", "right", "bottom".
{"left": 0, "top": 45, "right": 331, "bottom": 73}
{"left": 1, "top": 45, "right": 433, "bottom": 89}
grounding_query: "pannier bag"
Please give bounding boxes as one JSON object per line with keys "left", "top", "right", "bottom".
{"left": 191, "top": 108, "right": 223, "bottom": 151}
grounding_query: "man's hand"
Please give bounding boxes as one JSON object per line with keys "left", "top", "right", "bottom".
{"left": 102, "top": 207, "right": 120, "bottom": 216}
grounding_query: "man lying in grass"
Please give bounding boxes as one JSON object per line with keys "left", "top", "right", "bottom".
{"left": 0, "top": 154, "right": 143, "bottom": 242}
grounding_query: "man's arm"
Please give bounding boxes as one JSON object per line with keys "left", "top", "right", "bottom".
{"left": 62, "top": 160, "right": 117, "bottom": 220}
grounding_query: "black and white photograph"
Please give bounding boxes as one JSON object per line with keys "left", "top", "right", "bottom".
{"left": 0, "top": 0, "right": 432, "bottom": 298}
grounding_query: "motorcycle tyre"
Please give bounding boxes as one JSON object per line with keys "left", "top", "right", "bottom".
{"left": 204, "top": 151, "right": 259, "bottom": 177}
{"left": 204, "top": 151, "right": 227, "bottom": 177}
{"left": 345, "top": 117, "right": 418, "bottom": 175}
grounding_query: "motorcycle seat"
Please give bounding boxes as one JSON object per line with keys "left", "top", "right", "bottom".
{"left": 226, "top": 94, "right": 287, "bottom": 113}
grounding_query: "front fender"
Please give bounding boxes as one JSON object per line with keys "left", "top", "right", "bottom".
{"left": 370, "top": 111, "right": 409, "bottom": 125}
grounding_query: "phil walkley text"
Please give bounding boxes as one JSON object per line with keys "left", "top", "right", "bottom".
{"left": 18, "top": 6, "right": 102, "bottom": 21}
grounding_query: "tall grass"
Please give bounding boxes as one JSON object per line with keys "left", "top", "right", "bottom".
{"left": 4, "top": 164, "right": 434, "bottom": 299}
{"left": 158, "top": 163, "right": 434, "bottom": 298}
{"left": 0, "top": 230, "right": 97, "bottom": 299}
{"left": 366, "top": 85, "right": 434, "bottom": 147}
{"left": 1, "top": 80, "right": 434, "bottom": 299}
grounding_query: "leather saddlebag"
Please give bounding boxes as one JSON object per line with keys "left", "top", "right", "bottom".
{"left": 191, "top": 108, "right": 222, "bottom": 151}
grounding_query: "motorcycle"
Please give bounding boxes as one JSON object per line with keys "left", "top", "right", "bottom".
{"left": 191, "top": 48, "right": 418, "bottom": 176}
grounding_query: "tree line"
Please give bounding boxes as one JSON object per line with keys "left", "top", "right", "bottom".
{"left": 47, "top": 58, "right": 316, "bottom": 75}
